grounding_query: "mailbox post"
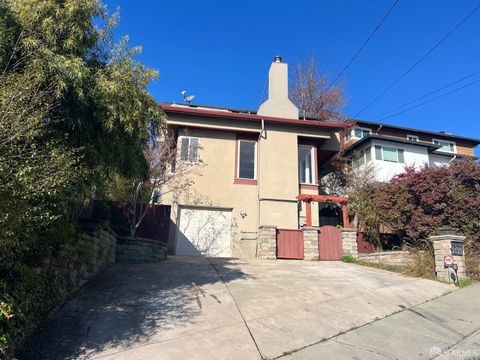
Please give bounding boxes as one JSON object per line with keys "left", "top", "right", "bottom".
{"left": 430, "top": 227, "right": 467, "bottom": 282}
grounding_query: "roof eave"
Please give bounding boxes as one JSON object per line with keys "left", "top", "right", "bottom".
{"left": 352, "top": 119, "right": 480, "bottom": 144}
{"left": 161, "top": 104, "right": 348, "bottom": 129}
{"left": 342, "top": 134, "right": 442, "bottom": 155}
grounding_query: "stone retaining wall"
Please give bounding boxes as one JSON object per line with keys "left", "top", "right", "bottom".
{"left": 71, "top": 223, "right": 117, "bottom": 287}
{"left": 358, "top": 250, "right": 411, "bottom": 267}
{"left": 116, "top": 236, "right": 168, "bottom": 263}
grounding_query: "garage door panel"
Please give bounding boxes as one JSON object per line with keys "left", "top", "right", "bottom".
{"left": 176, "top": 207, "right": 232, "bottom": 257}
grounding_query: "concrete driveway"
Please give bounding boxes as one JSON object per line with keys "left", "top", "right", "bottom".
{"left": 28, "top": 257, "right": 457, "bottom": 359}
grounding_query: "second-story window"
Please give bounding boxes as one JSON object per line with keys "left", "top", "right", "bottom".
{"left": 352, "top": 127, "right": 372, "bottom": 139}
{"left": 407, "top": 135, "right": 419, "bottom": 142}
{"left": 433, "top": 139, "right": 456, "bottom": 153}
{"left": 238, "top": 140, "right": 256, "bottom": 179}
{"left": 352, "top": 147, "right": 372, "bottom": 168}
{"left": 298, "top": 145, "right": 314, "bottom": 184}
{"left": 179, "top": 136, "right": 200, "bottom": 163}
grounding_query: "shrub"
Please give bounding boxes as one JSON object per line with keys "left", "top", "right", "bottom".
{"left": 370, "top": 159, "right": 480, "bottom": 279}
{"left": 404, "top": 246, "right": 436, "bottom": 278}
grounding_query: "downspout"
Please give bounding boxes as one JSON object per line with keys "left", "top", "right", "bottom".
{"left": 376, "top": 124, "right": 383, "bottom": 134}
{"left": 449, "top": 155, "right": 457, "bottom": 163}
{"left": 256, "top": 119, "right": 265, "bottom": 257}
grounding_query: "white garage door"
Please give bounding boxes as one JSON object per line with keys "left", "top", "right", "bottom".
{"left": 176, "top": 207, "right": 232, "bottom": 257}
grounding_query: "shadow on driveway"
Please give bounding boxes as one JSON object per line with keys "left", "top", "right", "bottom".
{"left": 25, "top": 257, "right": 252, "bottom": 359}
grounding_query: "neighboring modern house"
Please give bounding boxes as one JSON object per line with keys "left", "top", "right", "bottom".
{"left": 342, "top": 121, "right": 480, "bottom": 182}
{"left": 160, "top": 57, "right": 480, "bottom": 259}
{"left": 161, "top": 57, "right": 347, "bottom": 259}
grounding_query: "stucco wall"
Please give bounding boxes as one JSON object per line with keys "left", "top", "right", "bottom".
{"left": 162, "top": 114, "right": 340, "bottom": 258}
{"left": 163, "top": 127, "right": 259, "bottom": 258}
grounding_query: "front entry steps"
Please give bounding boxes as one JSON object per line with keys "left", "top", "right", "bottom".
{"left": 116, "top": 236, "right": 167, "bottom": 263}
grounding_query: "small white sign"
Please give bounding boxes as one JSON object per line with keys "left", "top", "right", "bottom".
{"left": 444, "top": 256, "right": 454, "bottom": 267}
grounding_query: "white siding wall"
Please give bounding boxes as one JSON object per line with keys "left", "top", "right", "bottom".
{"left": 429, "top": 154, "right": 452, "bottom": 167}
{"left": 354, "top": 140, "right": 433, "bottom": 182}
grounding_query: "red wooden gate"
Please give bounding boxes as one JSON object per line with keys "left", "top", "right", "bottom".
{"left": 318, "top": 225, "right": 343, "bottom": 260}
{"left": 277, "top": 229, "right": 304, "bottom": 259}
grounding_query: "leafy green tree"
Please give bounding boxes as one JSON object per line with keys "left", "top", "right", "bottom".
{"left": 0, "top": 0, "right": 164, "bottom": 354}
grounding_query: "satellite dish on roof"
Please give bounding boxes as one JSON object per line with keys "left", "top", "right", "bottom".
{"left": 181, "top": 90, "right": 196, "bottom": 104}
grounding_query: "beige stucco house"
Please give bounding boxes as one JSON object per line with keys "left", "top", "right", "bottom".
{"left": 161, "top": 57, "right": 347, "bottom": 259}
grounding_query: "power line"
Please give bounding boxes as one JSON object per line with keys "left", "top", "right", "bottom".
{"left": 354, "top": 2, "right": 480, "bottom": 118}
{"left": 327, "top": 0, "right": 401, "bottom": 91}
{"left": 371, "top": 69, "right": 480, "bottom": 120}
{"left": 375, "top": 78, "right": 480, "bottom": 121}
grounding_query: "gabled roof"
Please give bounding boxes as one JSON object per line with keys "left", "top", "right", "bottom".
{"left": 342, "top": 134, "right": 478, "bottom": 159}
{"left": 160, "top": 103, "right": 348, "bottom": 129}
{"left": 352, "top": 119, "right": 480, "bottom": 144}
{"left": 342, "top": 134, "right": 441, "bottom": 155}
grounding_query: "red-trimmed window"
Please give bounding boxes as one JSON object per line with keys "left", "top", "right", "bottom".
{"left": 235, "top": 136, "right": 257, "bottom": 185}
{"left": 237, "top": 140, "right": 256, "bottom": 179}
{"left": 298, "top": 145, "right": 315, "bottom": 184}
{"left": 178, "top": 136, "right": 200, "bottom": 163}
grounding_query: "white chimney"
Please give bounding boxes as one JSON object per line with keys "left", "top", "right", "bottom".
{"left": 257, "top": 56, "right": 299, "bottom": 119}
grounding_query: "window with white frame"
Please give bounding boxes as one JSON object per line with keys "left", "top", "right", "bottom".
{"left": 352, "top": 127, "right": 372, "bottom": 139}
{"left": 237, "top": 140, "right": 256, "bottom": 179}
{"left": 407, "top": 135, "right": 419, "bottom": 142}
{"left": 298, "top": 145, "right": 314, "bottom": 184}
{"left": 352, "top": 147, "right": 372, "bottom": 168}
{"left": 178, "top": 136, "right": 200, "bottom": 163}
{"left": 433, "top": 139, "right": 456, "bottom": 153}
{"left": 375, "top": 145, "right": 405, "bottom": 163}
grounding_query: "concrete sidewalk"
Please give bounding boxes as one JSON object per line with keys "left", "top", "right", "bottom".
{"left": 282, "top": 283, "right": 480, "bottom": 360}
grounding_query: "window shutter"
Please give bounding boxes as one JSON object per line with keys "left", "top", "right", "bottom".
{"left": 375, "top": 145, "right": 382, "bottom": 160}
{"left": 398, "top": 149, "right": 405, "bottom": 163}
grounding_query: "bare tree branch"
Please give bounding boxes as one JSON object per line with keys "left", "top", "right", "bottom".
{"left": 290, "top": 56, "right": 346, "bottom": 122}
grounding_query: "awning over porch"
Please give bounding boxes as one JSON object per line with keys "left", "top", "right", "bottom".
{"left": 296, "top": 194, "right": 350, "bottom": 228}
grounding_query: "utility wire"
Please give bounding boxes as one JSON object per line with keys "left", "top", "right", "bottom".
{"left": 375, "top": 78, "right": 480, "bottom": 121}
{"left": 326, "top": 0, "right": 401, "bottom": 91}
{"left": 258, "top": 74, "right": 269, "bottom": 108}
{"left": 371, "top": 69, "right": 480, "bottom": 120}
{"left": 354, "top": 2, "right": 480, "bottom": 118}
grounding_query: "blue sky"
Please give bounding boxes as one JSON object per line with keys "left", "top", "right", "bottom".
{"left": 104, "top": 0, "right": 480, "bottom": 155}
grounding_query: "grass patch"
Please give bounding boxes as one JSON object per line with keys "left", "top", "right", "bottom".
{"left": 458, "top": 278, "right": 474, "bottom": 287}
{"left": 341, "top": 255, "right": 356, "bottom": 263}
{"left": 354, "top": 260, "right": 406, "bottom": 273}
{"left": 341, "top": 256, "right": 406, "bottom": 273}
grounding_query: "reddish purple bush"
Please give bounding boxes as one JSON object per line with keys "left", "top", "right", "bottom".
{"left": 373, "top": 159, "right": 480, "bottom": 277}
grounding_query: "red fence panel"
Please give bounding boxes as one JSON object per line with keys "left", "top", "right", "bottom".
{"left": 318, "top": 225, "right": 343, "bottom": 260}
{"left": 277, "top": 229, "right": 304, "bottom": 259}
{"left": 91, "top": 201, "right": 171, "bottom": 244}
{"left": 356, "top": 232, "right": 375, "bottom": 253}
